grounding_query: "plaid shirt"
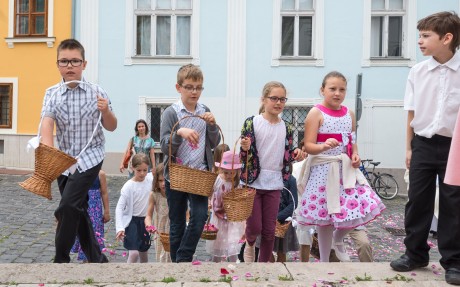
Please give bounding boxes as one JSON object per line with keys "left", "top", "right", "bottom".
{"left": 172, "top": 100, "right": 207, "bottom": 170}
{"left": 41, "top": 79, "right": 112, "bottom": 172}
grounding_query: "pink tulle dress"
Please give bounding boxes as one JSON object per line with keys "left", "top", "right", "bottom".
{"left": 206, "top": 176, "right": 245, "bottom": 258}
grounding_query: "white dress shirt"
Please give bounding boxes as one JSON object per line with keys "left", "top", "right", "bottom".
{"left": 404, "top": 52, "right": 460, "bottom": 138}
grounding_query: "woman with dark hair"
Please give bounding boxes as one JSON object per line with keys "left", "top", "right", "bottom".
{"left": 119, "top": 119, "right": 156, "bottom": 178}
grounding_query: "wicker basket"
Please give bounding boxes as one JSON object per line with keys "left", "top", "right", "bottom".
{"left": 201, "top": 230, "right": 217, "bottom": 240}
{"left": 19, "top": 143, "right": 77, "bottom": 200}
{"left": 275, "top": 221, "right": 291, "bottom": 238}
{"left": 274, "top": 187, "right": 297, "bottom": 238}
{"left": 201, "top": 211, "right": 218, "bottom": 240}
{"left": 169, "top": 115, "right": 224, "bottom": 197}
{"left": 159, "top": 232, "right": 170, "bottom": 252}
{"left": 19, "top": 80, "right": 101, "bottom": 200}
{"left": 222, "top": 137, "right": 256, "bottom": 222}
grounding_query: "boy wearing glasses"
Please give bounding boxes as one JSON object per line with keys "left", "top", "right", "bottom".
{"left": 40, "top": 39, "right": 117, "bottom": 263}
{"left": 159, "top": 64, "right": 221, "bottom": 262}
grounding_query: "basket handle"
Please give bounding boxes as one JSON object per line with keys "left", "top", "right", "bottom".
{"left": 231, "top": 137, "right": 249, "bottom": 192}
{"left": 282, "top": 187, "right": 297, "bottom": 221}
{"left": 168, "top": 115, "right": 224, "bottom": 169}
{"left": 32, "top": 80, "right": 102, "bottom": 160}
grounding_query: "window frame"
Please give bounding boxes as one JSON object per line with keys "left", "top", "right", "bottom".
{"left": 0, "top": 78, "right": 18, "bottom": 133}
{"left": 124, "top": 0, "right": 200, "bottom": 65}
{"left": 5, "top": 0, "right": 55, "bottom": 48}
{"left": 14, "top": 0, "right": 48, "bottom": 37}
{"left": 272, "top": 0, "right": 324, "bottom": 67}
{"left": 362, "top": 0, "right": 416, "bottom": 67}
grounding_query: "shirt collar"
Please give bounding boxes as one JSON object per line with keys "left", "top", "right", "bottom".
{"left": 427, "top": 52, "right": 460, "bottom": 71}
{"left": 176, "top": 100, "right": 205, "bottom": 115}
{"left": 58, "top": 77, "right": 88, "bottom": 94}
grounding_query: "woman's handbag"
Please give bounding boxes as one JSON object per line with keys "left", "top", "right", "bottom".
{"left": 122, "top": 137, "right": 134, "bottom": 168}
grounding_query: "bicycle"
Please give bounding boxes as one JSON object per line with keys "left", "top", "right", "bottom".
{"left": 359, "top": 159, "right": 399, "bottom": 200}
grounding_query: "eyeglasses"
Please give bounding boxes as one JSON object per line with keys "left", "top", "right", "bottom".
{"left": 57, "top": 59, "right": 84, "bottom": 67}
{"left": 266, "top": 96, "right": 288, "bottom": 103}
{"left": 180, "top": 85, "right": 205, "bottom": 92}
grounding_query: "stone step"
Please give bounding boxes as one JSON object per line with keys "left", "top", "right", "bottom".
{"left": 0, "top": 262, "right": 450, "bottom": 287}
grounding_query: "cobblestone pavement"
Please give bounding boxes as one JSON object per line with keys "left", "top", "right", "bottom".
{"left": 0, "top": 173, "right": 441, "bottom": 264}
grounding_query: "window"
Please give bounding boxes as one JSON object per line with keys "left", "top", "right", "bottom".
{"left": 281, "top": 0, "right": 313, "bottom": 57}
{"left": 272, "top": 0, "right": 324, "bottom": 66}
{"left": 125, "top": 0, "right": 200, "bottom": 65}
{"left": 147, "top": 104, "right": 169, "bottom": 144}
{"left": 15, "top": 0, "right": 47, "bottom": 37}
{"left": 362, "top": 0, "right": 416, "bottom": 67}
{"left": 370, "top": 0, "right": 404, "bottom": 57}
{"left": 0, "top": 84, "right": 13, "bottom": 129}
{"left": 5, "top": 0, "right": 55, "bottom": 48}
{"left": 282, "top": 105, "right": 312, "bottom": 148}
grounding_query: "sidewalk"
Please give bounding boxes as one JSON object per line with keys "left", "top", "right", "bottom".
{"left": 0, "top": 173, "right": 445, "bottom": 286}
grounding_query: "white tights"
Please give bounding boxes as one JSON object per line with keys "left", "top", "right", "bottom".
{"left": 317, "top": 226, "right": 352, "bottom": 262}
{"left": 127, "top": 250, "right": 149, "bottom": 263}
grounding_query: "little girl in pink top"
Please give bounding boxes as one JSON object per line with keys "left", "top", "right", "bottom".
{"left": 206, "top": 151, "right": 245, "bottom": 262}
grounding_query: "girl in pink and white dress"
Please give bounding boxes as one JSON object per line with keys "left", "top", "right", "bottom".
{"left": 297, "top": 71, "right": 385, "bottom": 262}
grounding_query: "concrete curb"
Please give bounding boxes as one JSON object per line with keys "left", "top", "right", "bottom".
{"left": 0, "top": 262, "right": 450, "bottom": 286}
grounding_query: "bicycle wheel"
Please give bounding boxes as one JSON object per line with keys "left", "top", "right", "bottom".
{"left": 373, "top": 173, "right": 399, "bottom": 200}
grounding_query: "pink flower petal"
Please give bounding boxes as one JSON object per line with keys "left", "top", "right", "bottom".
{"left": 38, "top": 284, "right": 45, "bottom": 286}
{"left": 232, "top": 276, "right": 239, "bottom": 281}
{"left": 122, "top": 252, "right": 127, "bottom": 257}
{"left": 192, "top": 260, "right": 202, "bottom": 265}
{"left": 245, "top": 272, "right": 253, "bottom": 278}
{"left": 410, "top": 272, "right": 417, "bottom": 276}
{"left": 220, "top": 268, "right": 229, "bottom": 275}
{"left": 327, "top": 272, "right": 334, "bottom": 275}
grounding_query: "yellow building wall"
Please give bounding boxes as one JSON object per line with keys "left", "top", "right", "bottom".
{"left": 0, "top": 0, "right": 72, "bottom": 135}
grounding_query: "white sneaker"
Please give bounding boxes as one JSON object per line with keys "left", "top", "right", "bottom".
{"left": 243, "top": 242, "right": 255, "bottom": 262}
{"left": 332, "top": 241, "right": 351, "bottom": 262}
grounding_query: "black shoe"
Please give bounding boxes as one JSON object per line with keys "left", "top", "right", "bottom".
{"left": 390, "top": 254, "right": 428, "bottom": 272}
{"left": 99, "top": 253, "right": 109, "bottom": 263}
{"left": 446, "top": 268, "right": 460, "bottom": 285}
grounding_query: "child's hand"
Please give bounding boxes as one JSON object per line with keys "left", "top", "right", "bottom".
{"left": 103, "top": 211, "right": 111, "bottom": 223}
{"left": 97, "top": 95, "right": 110, "bottom": 114}
{"left": 240, "top": 137, "right": 251, "bottom": 151}
{"left": 201, "top": 112, "right": 216, "bottom": 125}
{"left": 144, "top": 216, "right": 152, "bottom": 228}
{"left": 293, "top": 148, "right": 306, "bottom": 161}
{"left": 322, "top": 138, "right": 340, "bottom": 151}
{"left": 351, "top": 153, "right": 360, "bottom": 168}
{"left": 177, "top": 128, "right": 199, "bottom": 145}
{"left": 116, "top": 231, "right": 125, "bottom": 242}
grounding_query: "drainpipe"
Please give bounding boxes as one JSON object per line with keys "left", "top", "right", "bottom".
{"left": 71, "top": 0, "right": 76, "bottom": 38}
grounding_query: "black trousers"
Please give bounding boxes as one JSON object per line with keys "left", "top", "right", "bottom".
{"left": 54, "top": 162, "right": 106, "bottom": 263}
{"left": 405, "top": 135, "right": 460, "bottom": 270}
